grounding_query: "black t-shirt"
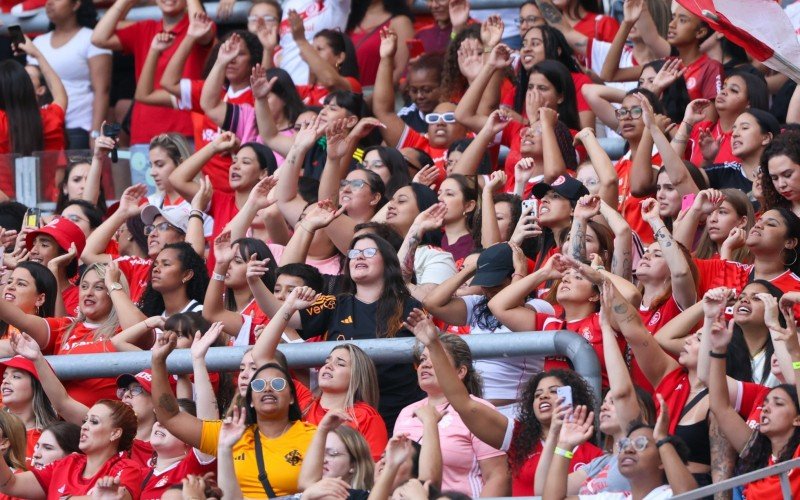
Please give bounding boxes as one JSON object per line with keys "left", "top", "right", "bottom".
{"left": 398, "top": 103, "right": 428, "bottom": 133}
{"left": 704, "top": 161, "right": 753, "bottom": 192}
{"left": 299, "top": 293, "right": 425, "bottom": 430}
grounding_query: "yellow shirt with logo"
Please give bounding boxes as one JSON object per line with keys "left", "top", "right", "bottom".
{"left": 199, "top": 419, "right": 316, "bottom": 498}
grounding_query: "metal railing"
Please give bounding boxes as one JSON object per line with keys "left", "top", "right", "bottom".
{"left": 43, "top": 330, "right": 602, "bottom": 404}
{"left": 672, "top": 457, "right": 800, "bottom": 500}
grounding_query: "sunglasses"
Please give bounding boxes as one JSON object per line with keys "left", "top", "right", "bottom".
{"left": 250, "top": 377, "right": 288, "bottom": 393}
{"left": 618, "top": 435, "right": 650, "bottom": 452}
{"left": 144, "top": 221, "right": 181, "bottom": 236}
{"left": 424, "top": 112, "right": 456, "bottom": 124}
{"left": 347, "top": 247, "right": 378, "bottom": 259}
{"left": 339, "top": 179, "right": 368, "bottom": 190}
{"left": 614, "top": 106, "right": 643, "bottom": 120}
{"left": 116, "top": 385, "right": 145, "bottom": 400}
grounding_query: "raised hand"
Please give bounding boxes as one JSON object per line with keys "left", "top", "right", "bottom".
{"left": 561, "top": 254, "right": 603, "bottom": 285}
{"left": 480, "top": 14, "right": 505, "bottom": 47}
{"left": 118, "top": 184, "right": 148, "bottom": 218}
{"left": 622, "top": 0, "right": 644, "bottom": 23}
{"left": 103, "top": 260, "right": 122, "bottom": 291}
{"left": 457, "top": 37, "right": 484, "bottom": 82}
{"left": 255, "top": 17, "right": 278, "bottom": 51}
{"left": 218, "top": 405, "right": 248, "bottom": 449}
{"left": 556, "top": 405, "right": 595, "bottom": 450}
{"left": 412, "top": 164, "right": 440, "bottom": 187}
{"left": 483, "top": 108, "right": 512, "bottom": 136}
{"left": 216, "top": 0, "right": 236, "bottom": 20}
{"left": 698, "top": 127, "right": 721, "bottom": 163}
{"left": 392, "top": 479, "right": 431, "bottom": 500}
{"left": 250, "top": 64, "right": 277, "bottom": 100}
{"left": 649, "top": 58, "right": 686, "bottom": 94}
{"left": 385, "top": 434, "right": 414, "bottom": 468}
{"left": 288, "top": 10, "right": 305, "bottom": 41}
{"left": 509, "top": 202, "right": 541, "bottom": 245}
{"left": 702, "top": 287, "right": 733, "bottom": 319}
{"left": 538, "top": 107, "right": 559, "bottom": 128}
{"left": 217, "top": 33, "right": 242, "bottom": 65}
{"left": 302, "top": 199, "right": 344, "bottom": 230}
{"left": 181, "top": 475, "right": 211, "bottom": 500}
{"left": 573, "top": 127, "right": 595, "bottom": 146}
{"left": 188, "top": 11, "right": 214, "bottom": 40}
{"left": 47, "top": 242, "right": 77, "bottom": 274}
{"left": 486, "top": 42, "right": 512, "bottom": 70}
{"left": 150, "top": 31, "right": 175, "bottom": 53}
{"left": 247, "top": 175, "right": 277, "bottom": 210}
{"left": 526, "top": 87, "right": 544, "bottom": 122}
{"left": 485, "top": 170, "right": 507, "bottom": 194}
{"left": 639, "top": 198, "right": 661, "bottom": 224}
{"left": 634, "top": 92, "right": 656, "bottom": 129}
{"left": 301, "top": 478, "right": 351, "bottom": 500}
{"left": 349, "top": 117, "right": 385, "bottom": 142}
{"left": 152, "top": 332, "right": 177, "bottom": 364}
{"left": 293, "top": 114, "right": 324, "bottom": 150}
{"left": 213, "top": 230, "right": 235, "bottom": 266}
{"left": 653, "top": 394, "right": 670, "bottom": 441}
{"left": 414, "top": 401, "right": 445, "bottom": 425}
{"left": 318, "top": 409, "right": 352, "bottom": 432}
{"left": 9, "top": 331, "right": 43, "bottom": 361}
{"left": 13, "top": 35, "right": 39, "bottom": 58}
{"left": 573, "top": 194, "right": 601, "bottom": 221}
{"left": 691, "top": 189, "right": 724, "bottom": 215}
{"left": 721, "top": 228, "right": 746, "bottom": 256}
{"left": 284, "top": 285, "right": 318, "bottom": 312}
{"left": 93, "top": 127, "right": 117, "bottom": 159}
{"left": 449, "top": 0, "right": 471, "bottom": 28}
{"left": 539, "top": 253, "right": 569, "bottom": 281}
{"left": 414, "top": 202, "right": 448, "bottom": 235}
{"left": 514, "top": 157, "right": 536, "bottom": 185}
{"left": 246, "top": 254, "right": 271, "bottom": 281}
{"left": 683, "top": 99, "right": 712, "bottom": 127}
{"left": 509, "top": 241, "right": 528, "bottom": 276}
{"left": 325, "top": 118, "right": 350, "bottom": 161}
{"left": 91, "top": 476, "right": 125, "bottom": 500}
{"left": 379, "top": 27, "right": 398, "bottom": 59}
{"left": 404, "top": 308, "right": 440, "bottom": 346}
{"left": 191, "top": 175, "right": 213, "bottom": 211}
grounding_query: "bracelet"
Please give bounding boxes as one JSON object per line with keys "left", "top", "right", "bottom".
{"left": 655, "top": 437, "right": 673, "bottom": 449}
{"left": 211, "top": 272, "right": 226, "bottom": 282}
{"left": 593, "top": 265, "right": 606, "bottom": 271}
{"left": 188, "top": 213, "right": 203, "bottom": 222}
{"left": 793, "top": 361, "right": 800, "bottom": 370}
{"left": 189, "top": 209, "right": 204, "bottom": 217}
{"left": 672, "top": 137, "right": 687, "bottom": 144}
{"left": 483, "top": 46, "right": 492, "bottom": 54}
{"left": 709, "top": 350, "right": 727, "bottom": 359}
{"left": 450, "top": 30, "right": 458, "bottom": 41}
{"left": 554, "top": 447, "right": 574, "bottom": 459}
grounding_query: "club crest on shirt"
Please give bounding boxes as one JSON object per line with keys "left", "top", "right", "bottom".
{"left": 285, "top": 450, "right": 303, "bottom": 466}
{"left": 648, "top": 311, "right": 661, "bottom": 326}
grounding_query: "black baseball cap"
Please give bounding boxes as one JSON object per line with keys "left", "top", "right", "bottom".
{"left": 531, "top": 175, "right": 589, "bottom": 202}
{"left": 471, "top": 243, "right": 514, "bottom": 287}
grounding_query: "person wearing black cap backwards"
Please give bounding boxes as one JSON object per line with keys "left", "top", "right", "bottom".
{"left": 424, "top": 242, "right": 555, "bottom": 418}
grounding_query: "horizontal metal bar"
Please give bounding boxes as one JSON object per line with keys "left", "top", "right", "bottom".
{"left": 672, "top": 457, "right": 800, "bottom": 499}
{"left": 42, "top": 331, "right": 601, "bottom": 403}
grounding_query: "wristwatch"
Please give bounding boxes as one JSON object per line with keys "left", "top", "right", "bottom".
{"left": 108, "top": 282, "right": 124, "bottom": 293}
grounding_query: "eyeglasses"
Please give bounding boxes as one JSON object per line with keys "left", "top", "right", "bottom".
{"left": 247, "top": 15, "right": 278, "bottom": 24}
{"left": 116, "top": 385, "right": 145, "bottom": 400}
{"left": 324, "top": 449, "right": 349, "bottom": 459}
{"left": 614, "top": 106, "right": 643, "bottom": 120}
{"left": 424, "top": 112, "right": 456, "bottom": 124}
{"left": 361, "top": 160, "right": 386, "bottom": 170}
{"left": 144, "top": 221, "right": 181, "bottom": 236}
{"left": 618, "top": 435, "right": 650, "bottom": 452}
{"left": 250, "top": 377, "right": 288, "bottom": 393}
{"left": 347, "top": 247, "right": 378, "bottom": 259}
{"left": 516, "top": 16, "right": 545, "bottom": 26}
{"left": 339, "top": 179, "right": 368, "bottom": 190}
{"left": 63, "top": 213, "right": 87, "bottom": 224}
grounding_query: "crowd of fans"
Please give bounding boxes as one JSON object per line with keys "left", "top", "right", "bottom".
{"left": 0, "top": 0, "right": 798, "bottom": 497}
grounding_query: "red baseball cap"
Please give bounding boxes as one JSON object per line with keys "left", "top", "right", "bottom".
{"left": 25, "top": 216, "right": 86, "bottom": 258}
{"left": 0, "top": 356, "right": 40, "bottom": 382}
{"left": 116, "top": 369, "right": 176, "bottom": 395}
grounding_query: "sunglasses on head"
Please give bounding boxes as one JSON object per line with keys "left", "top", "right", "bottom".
{"left": 348, "top": 247, "right": 378, "bottom": 259}
{"left": 424, "top": 112, "right": 456, "bottom": 124}
{"left": 250, "top": 377, "right": 288, "bottom": 393}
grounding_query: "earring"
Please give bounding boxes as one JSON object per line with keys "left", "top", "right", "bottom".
{"left": 785, "top": 248, "right": 798, "bottom": 267}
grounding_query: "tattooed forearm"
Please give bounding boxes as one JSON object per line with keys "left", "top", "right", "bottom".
{"left": 535, "top": 0, "right": 564, "bottom": 25}
{"left": 398, "top": 229, "right": 422, "bottom": 283}
{"left": 569, "top": 219, "right": 587, "bottom": 262}
{"left": 158, "top": 393, "right": 180, "bottom": 417}
{"left": 654, "top": 226, "right": 674, "bottom": 247}
{"left": 709, "top": 414, "right": 735, "bottom": 500}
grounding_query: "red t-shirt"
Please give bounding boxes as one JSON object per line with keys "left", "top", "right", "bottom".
{"left": 32, "top": 453, "right": 143, "bottom": 498}
{"left": 633, "top": 296, "right": 684, "bottom": 393}
{"left": 511, "top": 436, "right": 602, "bottom": 496}
{"left": 301, "top": 400, "right": 388, "bottom": 460}
{"left": 397, "top": 127, "right": 447, "bottom": 183}
{"left": 689, "top": 120, "right": 738, "bottom": 167}
{"left": 573, "top": 13, "right": 620, "bottom": 43}
{"left": 25, "top": 428, "right": 41, "bottom": 469}
{"left": 130, "top": 438, "right": 155, "bottom": 468}
{"left": 695, "top": 259, "right": 800, "bottom": 299}
{"left": 683, "top": 54, "right": 723, "bottom": 101}
{"left": 62, "top": 284, "right": 79, "bottom": 317}
{"left": 572, "top": 72, "right": 592, "bottom": 113}
{"left": 297, "top": 77, "right": 363, "bottom": 107}
{"left": 744, "top": 444, "right": 800, "bottom": 498}
{"left": 535, "top": 312, "right": 624, "bottom": 389}
{"left": 45, "top": 317, "right": 120, "bottom": 407}
{"left": 187, "top": 80, "right": 254, "bottom": 193}
{"left": 115, "top": 255, "right": 153, "bottom": 304}
{"left": 239, "top": 299, "right": 270, "bottom": 345}
{"left": 115, "top": 15, "right": 214, "bottom": 144}
{"left": 615, "top": 153, "right": 662, "bottom": 245}
{"left": 140, "top": 449, "right": 216, "bottom": 499}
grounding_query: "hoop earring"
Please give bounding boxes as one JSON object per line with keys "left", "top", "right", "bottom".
{"left": 785, "top": 248, "right": 798, "bottom": 267}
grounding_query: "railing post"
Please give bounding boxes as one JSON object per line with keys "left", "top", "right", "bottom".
{"left": 14, "top": 156, "right": 38, "bottom": 208}
{"left": 779, "top": 471, "right": 792, "bottom": 499}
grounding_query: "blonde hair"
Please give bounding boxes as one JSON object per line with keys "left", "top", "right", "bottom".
{"left": 63, "top": 263, "right": 128, "bottom": 349}
{"left": 325, "top": 344, "right": 380, "bottom": 409}
{"left": 333, "top": 425, "right": 374, "bottom": 490}
{"left": 0, "top": 412, "right": 27, "bottom": 471}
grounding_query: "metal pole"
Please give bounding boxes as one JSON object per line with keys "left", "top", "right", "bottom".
{"left": 42, "top": 331, "right": 602, "bottom": 403}
{"left": 779, "top": 471, "right": 792, "bottom": 499}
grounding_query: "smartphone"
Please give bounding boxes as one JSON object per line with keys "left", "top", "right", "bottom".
{"left": 522, "top": 199, "right": 538, "bottom": 217}
{"left": 102, "top": 122, "right": 122, "bottom": 139}
{"left": 681, "top": 193, "right": 697, "bottom": 212}
{"left": 8, "top": 26, "right": 24, "bottom": 47}
{"left": 23, "top": 207, "right": 40, "bottom": 229}
{"left": 406, "top": 39, "right": 424, "bottom": 59}
{"left": 556, "top": 385, "right": 573, "bottom": 408}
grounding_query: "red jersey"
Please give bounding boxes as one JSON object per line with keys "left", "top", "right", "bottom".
{"left": 695, "top": 259, "right": 800, "bottom": 299}
{"left": 115, "top": 15, "right": 214, "bottom": 144}
{"left": 62, "top": 284, "right": 79, "bottom": 317}
{"left": 239, "top": 299, "right": 270, "bottom": 345}
{"left": 633, "top": 296, "right": 685, "bottom": 394}
{"left": 187, "top": 80, "right": 254, "bottom": 193}
{"left": 683, "top": 54, "right": 723, "bottom": 101}
{"left": 301, "top": 400, "right": 387, "bottom": 460}
{"left": 397, "top": 127, "right": 447, "bottom": 183}
{"left": 615, "top": 154, "right": 662, "bottom": 245}
{"left": 297, "top": 77, "right": 363, "bottom": 106}
{"left": 25, "top": 428, "right": 41, "bottom": 469}
{"left": 511, "top": 436, "right": 603, "bottom": 496}
{"left": 45, "top": 317, "right": 120, "bottom": 407}
{"left": 574, "top": 13, "right": 619, "bottom": 43}
{"left": 140, "top": 449, "right": 216, "bottom": 499}
{"left": 32, "top": 453, "right": 143, "bottom": 498}
{"left": 130, "top": 438, "right": 155, "bottom": 468}
{"left": 572, "top": 72, "right": 593, "bottom": 113}
{"left": 689, "top": 120, "right": 738, "bottom": 166}
{"left": 744, "top": 444, "right": 800, "bottom": 499}
{"left": 115, "top": 255, "right": 153, "bottom": 304}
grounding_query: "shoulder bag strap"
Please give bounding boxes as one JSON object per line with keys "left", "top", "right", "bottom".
{"left": 253, "top": 427, "right": 278, "bottom": 498}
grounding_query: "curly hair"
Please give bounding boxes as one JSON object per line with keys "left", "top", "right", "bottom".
{"left": 760, "top": 131, "right": 800, "bottom": 212}
{"left": 140, "top": 243, "right": 209, "bottom": 316}
{"left": 738, "top": 384, "right": 800, "bottom": 474}
{"left": 509, "top": 369, "right": 597, "bottom": 473}
{"left": 441, "top": 25, "right": 481, "bottom": 101}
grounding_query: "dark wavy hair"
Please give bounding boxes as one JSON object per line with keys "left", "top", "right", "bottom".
{"left": 510, "top": 369, "right": 596, "bottom": 473}
{"left": 445, "top": 173, "right": 479, "bottom": 230}
{"left": 527, "top": 60, "right": 580, "bottom": 131}
{"left": 140, "top": 243, "right": 209, "bottom": 316}
{"left": 362, "top": 146, "right": 412, "bottom": 198}
{"left": 245, "top": 363, "right": 302, "bottom": 423}
{"left": 414, "top": 333, "right": 483, "bottom": 398}
{"left": 265, "top": 67, "right": 306, "bottom": 127}
{"left": 441, "top": 24, "right": 481, "bottom": 101}
{"left": 55, "top": 159, "right": 107, "bottom": 214}
{"left": 314, "top": 29, "right": 360, "bottom": 79}
{"left": 276, "top": 263, "right": 324, "bottom": 294}
{"left": 202, "top": 30, "right": 263, "bottom": 81}
{"left": 471, "top": 193, "right": 523, "bottom": 249}
{"left": 124, "top": 214, "right": 149, "bottom": 257}
{"left": 343, "top": 234, "right": 411, "bottom": 338}
{"left": 563, "top": 0, "right": 602, "bottom": 17}
{"left": 0, "top": 60, "right": 43, "bottom": 156}
{"left": 760, "top": 131, "right": 800, "bottom": 212}
{"left": 0, "top": 262, "right": 56, "bottom": 338}
{"left": 641, "top": 59, "right": 690, "bottom": 124}
{"left": 738, "top": 384, "right": 800, "bottom": 474}
{"left": 42, "top": 421, "right": 81, "bottom": 456}
{"left": 47, "top": 0, "right": 98, "bottom": 30}
{"left": 727, "top": 280, "right": 783, "bottom": 385}
{"left": 323, "top": 90, "right": 366, "bottom": 119}
{"left": 346, "top": 0, "right": 412, "bottom": 32}
{"left": 225, "top": 238, "right": 276, "bottom": 311}
{"left": 61, "top": 199, "right": 103, "bottom": 230}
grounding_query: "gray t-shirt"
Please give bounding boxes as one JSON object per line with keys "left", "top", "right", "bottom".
{"left": 579, "top": 454, "right": 631, "bottom": 494}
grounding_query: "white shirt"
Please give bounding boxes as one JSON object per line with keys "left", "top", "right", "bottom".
{"left": 31, "top": 28, "right": 111, "bottom": 131}
{"left": 579, "top": 484, "right": 674, "bottom": 500}
{"left": 279, "top": 0, "right": 351, "bottom": 85}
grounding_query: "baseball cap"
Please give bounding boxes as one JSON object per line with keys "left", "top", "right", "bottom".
{"left": 471, "top": 243, "right": 515, "bottom": 288}
{"left": 141, "top": 205, "right": 190, "bottom": 234}
{"left": 25, "top": 217, "right": 86, "bottom": 277}
{"left": 531, "top": 175, "right": 589, "bottom": 202}
{"left": 116, "top": 369, "right": 177, "bottom": 396}
{"left": 0, "top": 356, "right": 40, "bottom": 382}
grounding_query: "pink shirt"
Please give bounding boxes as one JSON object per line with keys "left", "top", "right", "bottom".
{"left": 393, "top": 396, "right": 506, "bottom": 497}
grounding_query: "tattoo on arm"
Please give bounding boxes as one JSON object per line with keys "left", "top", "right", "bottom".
{"left": 158, "top": 393, "right": 179, "bottom": 416}
{"left": 570, "top": 220, "right": 587, "bottom": 262}
{"left": 400, "top": 235, "right": 421, "bottom": 283}
{"left": 654, "top": 227, "right": 674, "bottom": 247}
{"left": 536, "top": 0, "right": 564, "bottom": 25}
{"left": 709, "top": 416, "right": 735, "bottom": 500}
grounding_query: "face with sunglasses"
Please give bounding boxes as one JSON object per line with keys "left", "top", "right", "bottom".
{"left": 617, "top": 95, "right": 646, "bottom": 140}
{"left": 249, "top": 367, "right": 293, "bottom": 415}
{"left": 146, "top": 215, "right": 185, "bottom": 259}
{"left": 617, "top": 427, "right": 662, "bottom": 476}
{"left": 426, "top": 103, "right": 466, "bottom": 149}
{"left": 348, "top": 238, "right": 384, "bottom": 283}
{"left": 339, "top": 171, "right": 380, "bottom": 217}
